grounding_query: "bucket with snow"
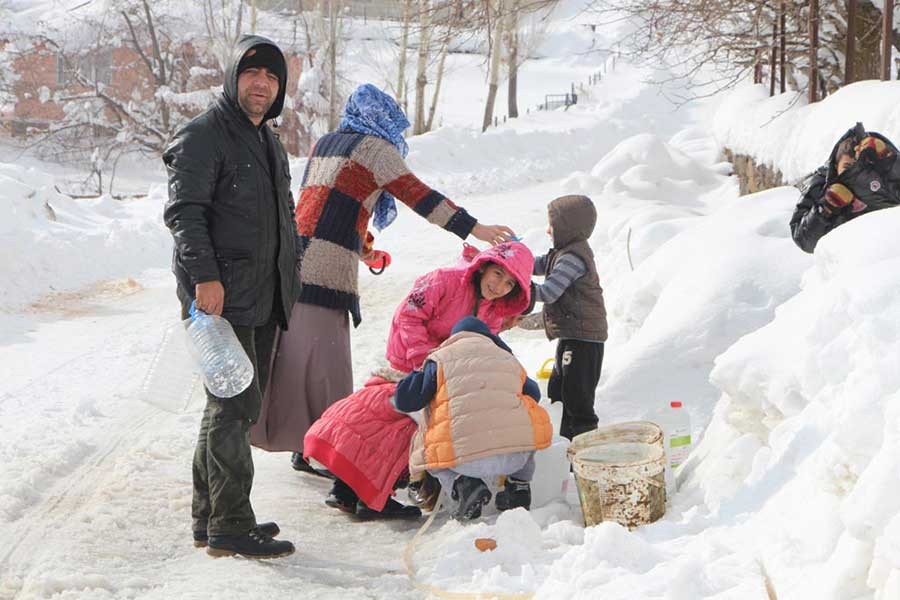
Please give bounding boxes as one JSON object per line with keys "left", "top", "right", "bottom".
{"left": 567, "top": 421, "right": 664, "bottom": 463}
{"left": 569, "top": 422, "right": 666, "bottom": 528}
{"left": 572, "top": 443, "right": 666, "bottom": 529}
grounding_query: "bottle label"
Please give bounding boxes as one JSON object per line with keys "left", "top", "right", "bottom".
{"left": 670, "top": 435, "right": 691, "bottom": 448}
{"left": 669, "top": 434, "right": 692, "bottom": 468}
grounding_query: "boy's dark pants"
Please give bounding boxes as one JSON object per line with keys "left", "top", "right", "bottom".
{"left": 548, "top": 339, "right": 604, "bottom": 440}
{"left": 191, "top": 319, "right": 277, "bottom": 536}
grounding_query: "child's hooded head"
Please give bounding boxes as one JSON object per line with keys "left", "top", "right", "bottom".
{"left": 548, "top": 195, "right": 596, "bottom": 248}
{"left": 464, "top": 241, "right": 533, "bottom": 315}
{"left": 450, "top": 316, "right": 513, "bottom": 353}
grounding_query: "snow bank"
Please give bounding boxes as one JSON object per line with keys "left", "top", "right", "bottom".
{"left": 683, "top": 209, "right": 900, "bottom": 599}
{"left": 712, "top": 80, "right": 900, "bottom": 183}
{"left": 0, "top": 162, "right": 170, "bottom": 310}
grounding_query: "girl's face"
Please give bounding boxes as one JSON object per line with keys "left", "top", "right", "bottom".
{"left": 479, "top": 263, "right": 518, "bottom": 301}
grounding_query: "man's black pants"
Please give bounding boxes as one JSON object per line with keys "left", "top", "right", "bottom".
{"left": 191, "top": 319, "right": 277, "bottom": 536}
{"left": 548, "top": 339, "right": 604, "bottom": 440}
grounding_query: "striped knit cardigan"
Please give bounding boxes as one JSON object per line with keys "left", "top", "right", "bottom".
{"left": 294, "top": 131, "right": 476, "bottom": 326}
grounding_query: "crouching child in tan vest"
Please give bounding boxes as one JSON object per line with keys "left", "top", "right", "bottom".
{"left": 394, "top": 316, "right": 552, "bottom": 521}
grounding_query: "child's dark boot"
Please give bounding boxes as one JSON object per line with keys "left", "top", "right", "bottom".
{"left": 325, "top": 479, "right": 359, "bottom": 513}
{"left": 451, "top": 475, "right": 492, "bottom": 521}
{"left": 495, "top": 477, "right": 532, "bottom": 511}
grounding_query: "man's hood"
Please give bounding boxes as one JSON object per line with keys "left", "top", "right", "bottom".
{"left": 548, "top": 195, "right": 596, "bottom": 247}
{"left": 223, "top": 34, "right": 287, "bottom": 123}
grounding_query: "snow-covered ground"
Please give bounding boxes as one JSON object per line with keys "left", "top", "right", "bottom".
{"left": 4, "top": 2, "right": 900, "bottom": 599}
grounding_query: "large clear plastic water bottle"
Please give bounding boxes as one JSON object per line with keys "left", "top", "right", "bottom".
{"left": 139, "top": 321, "right": 203, "bottom": 413}
{"left": 185, "top": 301, "right": 254, "bottom": 398}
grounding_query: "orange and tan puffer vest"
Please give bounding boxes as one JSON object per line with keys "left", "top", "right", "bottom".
{"left": 408, "top": 331, "right": 552, "bottom": 477}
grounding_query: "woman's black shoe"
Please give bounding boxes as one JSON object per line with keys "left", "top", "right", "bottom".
{"left": 355, "top": 498, "right": 421, "bottom": 520}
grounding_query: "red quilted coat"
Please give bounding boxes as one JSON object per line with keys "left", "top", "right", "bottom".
{"left": 303, "top": 377, "right": 415, "bottom": 511}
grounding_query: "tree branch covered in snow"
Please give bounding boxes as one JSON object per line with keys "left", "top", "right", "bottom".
{"left": 588, "top": 0, "right": 900, "bottom": 101}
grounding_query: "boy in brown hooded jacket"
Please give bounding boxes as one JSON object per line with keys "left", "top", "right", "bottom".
{"left": 531, "top": 194, "right": 608, "bottom": 440}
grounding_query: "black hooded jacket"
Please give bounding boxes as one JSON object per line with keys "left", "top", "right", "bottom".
{"left": 163, "top": 35, "right": 300, "bottom": 327}
{"left": 790, "top": 126, "right": 900, "bottom": 253}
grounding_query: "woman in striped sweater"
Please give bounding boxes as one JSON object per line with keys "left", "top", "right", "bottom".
{"left": 250, "top": 84, "right": 515, "bottom": 469}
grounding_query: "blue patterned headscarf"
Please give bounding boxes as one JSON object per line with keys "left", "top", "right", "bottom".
{"left": 339, "top": 83, "right": 410, "bottom": 231}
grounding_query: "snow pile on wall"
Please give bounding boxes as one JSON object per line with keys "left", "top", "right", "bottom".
{"left": 0, "top": 162, "right": 170, "bottom": 310}
{"left": 712, "top": 79, "right": 900, "bottom": 183}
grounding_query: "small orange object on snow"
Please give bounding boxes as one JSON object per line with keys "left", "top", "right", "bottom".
{"left": 474, "top": 538, "right": 497, "bottom": 552}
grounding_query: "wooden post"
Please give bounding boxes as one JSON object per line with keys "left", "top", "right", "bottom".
{"left": 780, "top": 1, "right": 786, "bottom": 93}
{"left": 846, "top": 0, "right": 856, "bottom": 84}
{"left": 809, "top": 0, "right": 819, "bottom": 103}
{"left": 882, "top": 0, "right": 894, "bottom": 80}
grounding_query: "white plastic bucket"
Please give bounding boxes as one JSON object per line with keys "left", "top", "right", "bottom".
{"left": 530, "top": 435, "right": 571, "bottom": 508}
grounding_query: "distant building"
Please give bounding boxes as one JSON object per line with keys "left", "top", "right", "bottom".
{"left": 0, "top": 36, "right": 304, "bottom": 155}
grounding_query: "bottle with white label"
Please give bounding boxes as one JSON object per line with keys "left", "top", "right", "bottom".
{"left": 664, "top": 401, "right": 692, "bottom": 498}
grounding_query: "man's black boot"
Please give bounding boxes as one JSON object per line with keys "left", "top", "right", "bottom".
{"left": 207, "top": 529, "right": 295, "bottom": 559}
{"left": 193, "top": 521, "right": 280, "bottom": 548}
{"left": 495, "top": 477, "right": 532, "bottom": 511}
{"left": 451, "top": 476, "right": 491, "bottom": 521}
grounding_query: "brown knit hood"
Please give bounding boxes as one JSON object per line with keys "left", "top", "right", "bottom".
{"left": 549, "top": 195, "right": 597, "bottom": 247}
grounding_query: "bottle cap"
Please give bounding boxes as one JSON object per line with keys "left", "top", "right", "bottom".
{"left": 670, "top": 401, "right": 682, "bottom": 408}
{"left": 188, "top": 300, "right": 206, "bottom": 321}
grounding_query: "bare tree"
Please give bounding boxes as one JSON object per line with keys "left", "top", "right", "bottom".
{"left": 203, "top": 0, "right": 246, "bottom": 70}
{"left": 506, "top": 0, "right": 520, "bottom": 118}
{"left": 588, "top": 0, "right": 899, "bottom": 102}
{"left": 482, "top": 0, "right": 505, "bottom": 132}
{"left": 396, "top": 0, "right": 413, "bottom": 112}
{"left": 294, "top": 0, "right": 347, "bottom": 151}
{"left": 46, "top": 0, "right": 218, "bottom": 158}
{"left": 413, "top": 0, "right": 431, "bottom": 134}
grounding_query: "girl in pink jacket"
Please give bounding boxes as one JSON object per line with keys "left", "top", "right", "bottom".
{"left": 303, "top": 242, "right": 534, "bottom": 518}
{"left": 386, "top": 241, "right": 534, "bottom": 372}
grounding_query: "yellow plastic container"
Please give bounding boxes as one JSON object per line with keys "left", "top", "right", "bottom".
{"left": 535, "top": 358, "right": 554, "bottom": 399}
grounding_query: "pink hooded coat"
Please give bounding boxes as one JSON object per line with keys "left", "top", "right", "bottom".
{"left": 304, "top": 242, "right": 534, "bottom": 510}
{"left": 386, "top": 241, "right": 535, "bottom": 373}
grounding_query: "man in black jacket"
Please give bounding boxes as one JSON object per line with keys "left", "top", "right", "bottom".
{"left": 163, "top": 35, "right": 300, "bottom": 559}
{"left": 790, "top": 122, "right": 900, "bottom": 253}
